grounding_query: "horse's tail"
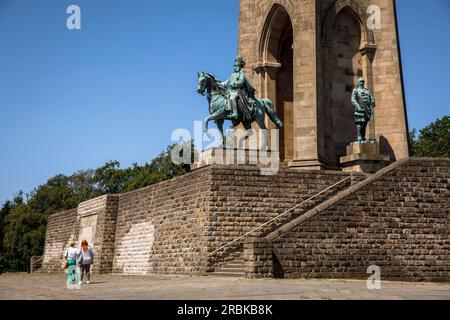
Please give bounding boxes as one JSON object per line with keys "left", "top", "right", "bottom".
{"left": 262, "top": 98, "right": 283, "bottom": 128}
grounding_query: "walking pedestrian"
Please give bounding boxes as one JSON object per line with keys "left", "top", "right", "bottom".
{"left": 78, "top": 240, "right": 94, "bottom": 285}
{"left": 63, "top": 240, "right": 79, "bottom": 285}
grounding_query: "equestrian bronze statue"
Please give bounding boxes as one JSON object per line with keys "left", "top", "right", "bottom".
{"left": 197, "top": 56, "right": 283, "bottom": 147}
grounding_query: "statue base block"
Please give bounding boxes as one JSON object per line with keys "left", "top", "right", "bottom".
{"left": 192, "top": 148, "right": 280, "bottom": 172}
{"left": 340, "top": 142, "right": 390, "bottom": 174}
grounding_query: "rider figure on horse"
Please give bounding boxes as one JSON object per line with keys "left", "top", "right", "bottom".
{"left": 221, "top": 56, "right": 256, "bottom": 122}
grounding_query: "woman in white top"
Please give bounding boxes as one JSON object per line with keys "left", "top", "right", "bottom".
{"left": 63, "top": 241, "right": 79, "bottom": 284}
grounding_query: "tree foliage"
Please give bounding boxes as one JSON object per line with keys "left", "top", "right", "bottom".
{"left": 1, "top": 116, "right": 447, "bottom": 273}
{"left": 410, "top": 116, "right": 450, "bottom": 158}
{"left": 0, "top": 143, "right": 194, "bottom": 272}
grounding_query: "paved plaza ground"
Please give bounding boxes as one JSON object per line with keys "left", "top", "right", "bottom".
{"left": 1, "top": 273, "right": 450, "bottom": 300}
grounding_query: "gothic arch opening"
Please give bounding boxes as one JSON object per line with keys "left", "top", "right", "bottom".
{"left": 259, "top": 5, "right": 294, "bottom": 163}
{"left": 322, "top": 6, "right": 364, "bottom": 168}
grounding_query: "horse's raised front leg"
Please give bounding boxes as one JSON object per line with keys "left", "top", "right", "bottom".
{"left": 204, "top": 109, "right": 227, "bottom": 139}
{"left": 238, "top": 122, "right": 254, "bottom": 149}
{"left": 215, "top": 119, "right": 226, "bottom": 148}
{"left": 203, "top": 114, "right": 217, "bottom": 139}
{"left": 256, "top": 118, "right": 268, "bottom": 150}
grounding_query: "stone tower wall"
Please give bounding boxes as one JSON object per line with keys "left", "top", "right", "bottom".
{"left": 238, "top": 0, "right": 409, "bottom": 168}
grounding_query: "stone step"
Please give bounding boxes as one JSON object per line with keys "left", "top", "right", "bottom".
{"left": 222, "top": 262, "right": 244, "bottom": 267}
{"left": 210, "top": 257, "right": 245, "bottom": 277}
{"left": 231, "top": 260, "right": 244, "bottom": 264}
{"left": 215, "top": 267, "right": 244, "bottom": 273}
{"left": 209, "top": 271, "right": 245, "bottom": 278}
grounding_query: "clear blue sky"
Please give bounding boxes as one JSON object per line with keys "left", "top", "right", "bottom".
{"left": 0, "top": 0, "right": 449, "bottom": 204}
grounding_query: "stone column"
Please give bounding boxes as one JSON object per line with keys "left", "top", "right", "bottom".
{"left": 255, "top": 62, "right": 281, "bottom": 101}
{"left": 360, "top": 44, "right": 377, "bottom": 141}
{"left": 255, "top": 62, "right": 281, "bottom": 150}
{"left": 288, "top": 3, "right": 325, "bottom": 170}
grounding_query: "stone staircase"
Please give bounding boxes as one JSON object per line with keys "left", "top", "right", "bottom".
{"left": 208, "top": 160, "right": 416, "bottom": 279}
{"left": 266, "top": 159, "right": 410, "bottom": 241}
{"left": 207, "top": 173, "right": 365, "bottom": 278}
{"left": 209, "top": 258, "right": 245, "bottom": 278}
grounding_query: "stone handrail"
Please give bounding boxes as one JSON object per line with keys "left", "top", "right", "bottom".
{"left": 266, "top": 158, "right": 411, "bottom": 241}
{"left": 30, "top": 256, "right": 44, "bottom": 273}
{"left": 208, "top": 175, "right": 354, "bottom": 257}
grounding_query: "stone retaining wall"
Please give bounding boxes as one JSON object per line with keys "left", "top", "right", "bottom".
{"left": 246, "top": 159, "right": 450, "bottom": 281}
{"left": 111, "top": 169, "right": 211, "bottom": 275}
{"left": 41, "top": 208, "right": 78, "bottom": 272}
{"left": 206, "top": 166, "right": 360, "bottom": 267}
{"left": 42, "top": 165, "right": 359, "bottom": 275}
{"left": 42, "top": 159, "right": 450, "bottom": 281}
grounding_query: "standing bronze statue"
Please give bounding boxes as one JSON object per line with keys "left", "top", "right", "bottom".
{"left": 351, "top": 77, "right": 375, "bottom": 142}
{"left": 197, "top": 56, "right": 283, "bottom": 147}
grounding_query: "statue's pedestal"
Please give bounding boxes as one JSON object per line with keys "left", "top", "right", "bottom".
{"left": 340, "top": 141, "right": 390, "bottom": 174}
{"left": 192, "top": 148, "right": 280, "bottom": 173}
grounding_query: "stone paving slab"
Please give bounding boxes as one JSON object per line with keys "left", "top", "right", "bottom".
{"left": 0, "top": 273, "right": 449, "bottom": 300}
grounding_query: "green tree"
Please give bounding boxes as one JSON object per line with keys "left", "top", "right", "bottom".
{"left": 0, "top": 142, "right": 194, "bottom": 271}
{"left": 0, "top": 201, "right": 12, "bottom": 271}
{"left": 68, "top": 169, "right": 100, "bottom": 203}
{"left": 92, "top": 160, "right": 126, "bottom": 194}
{"left": 121, "top": 143, "right": 194, "bottom": 192}
{"left": 2, "top": 201, "right": 46, "bottom": 271}
{"left": 410, "top": 116, "right": 450, "bottom": 158}
{"left": 27, "top": 175, "right": 75, "bottom": 215}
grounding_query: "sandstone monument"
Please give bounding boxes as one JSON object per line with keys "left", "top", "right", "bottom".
{"left": 39, "top": 0, "right": 449, "bottom": 282}
{"left": 238, "top": 0, "right": 409, "bottom": 169}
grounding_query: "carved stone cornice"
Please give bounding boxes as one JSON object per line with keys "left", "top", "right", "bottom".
{"left": 254, "top": 61, "right": 282, "bottom": 75}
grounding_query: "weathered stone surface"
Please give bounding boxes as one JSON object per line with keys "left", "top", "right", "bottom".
{"left": 192, "top": 148, "right": 280, "bottom": 173}
{"left": 112, "top": 169, "right": 211, "bottom": 275}
{"left": 238, "top": 0, "right": 409, "bottom": 168}
{"left": 206, "top": 166, "right": 359, "bottom": 268}
{"left": 4, "top": 273, "right": 450, "bottom": 300}
{"left": 244, "top": 237, "right": 273, "bottom": 278}
{"left": 41, "top": 159, "right": 449, "bottom": 282}
{"left": 264, "top": 158, "right": 450, "bottom": 281}
{"left": 41, "top": 165, "right": 359, "bottom": 275}
{"left": 340, "top": 141, "right": 391, "bottom": 173}
{"left": 41, "top": 208, "right": 78, "bottom": 272}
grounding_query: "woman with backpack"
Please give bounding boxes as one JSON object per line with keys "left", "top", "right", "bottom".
{"left": 77, "top": 240, "right": 94, "bottom": 285}
{"left": 63, "top": 240, "right": 80, "bottom": 286}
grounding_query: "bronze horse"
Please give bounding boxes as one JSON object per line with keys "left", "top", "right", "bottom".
{"left": 197, "top": 72, "right": 283, "bottom": 147}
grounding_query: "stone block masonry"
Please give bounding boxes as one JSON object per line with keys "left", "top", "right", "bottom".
{"left": 41, "top": 165, "right": 360, "bottom": 275}
{"left": 238, "top": 0, "right": 410, "bottom": 168}
{"left": 246, "top": 159, "right": 450, "bottom": 281}
{"left": 90, "top": 195, "right": 120, "bottom": 274}
{"left": 112, "top": 169, "right": 211, "bottom": 275}
{"left": 41, "top": 159, "right": 450, "bottom": 281}
{"left": 42, "top": 169, "right": 212, "bottom": 275}
{"left": 206, "top": 166, "right": 361, "bottom": 268}
{"left": 41, "top": 208, "right": 78, "bottom": 272}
